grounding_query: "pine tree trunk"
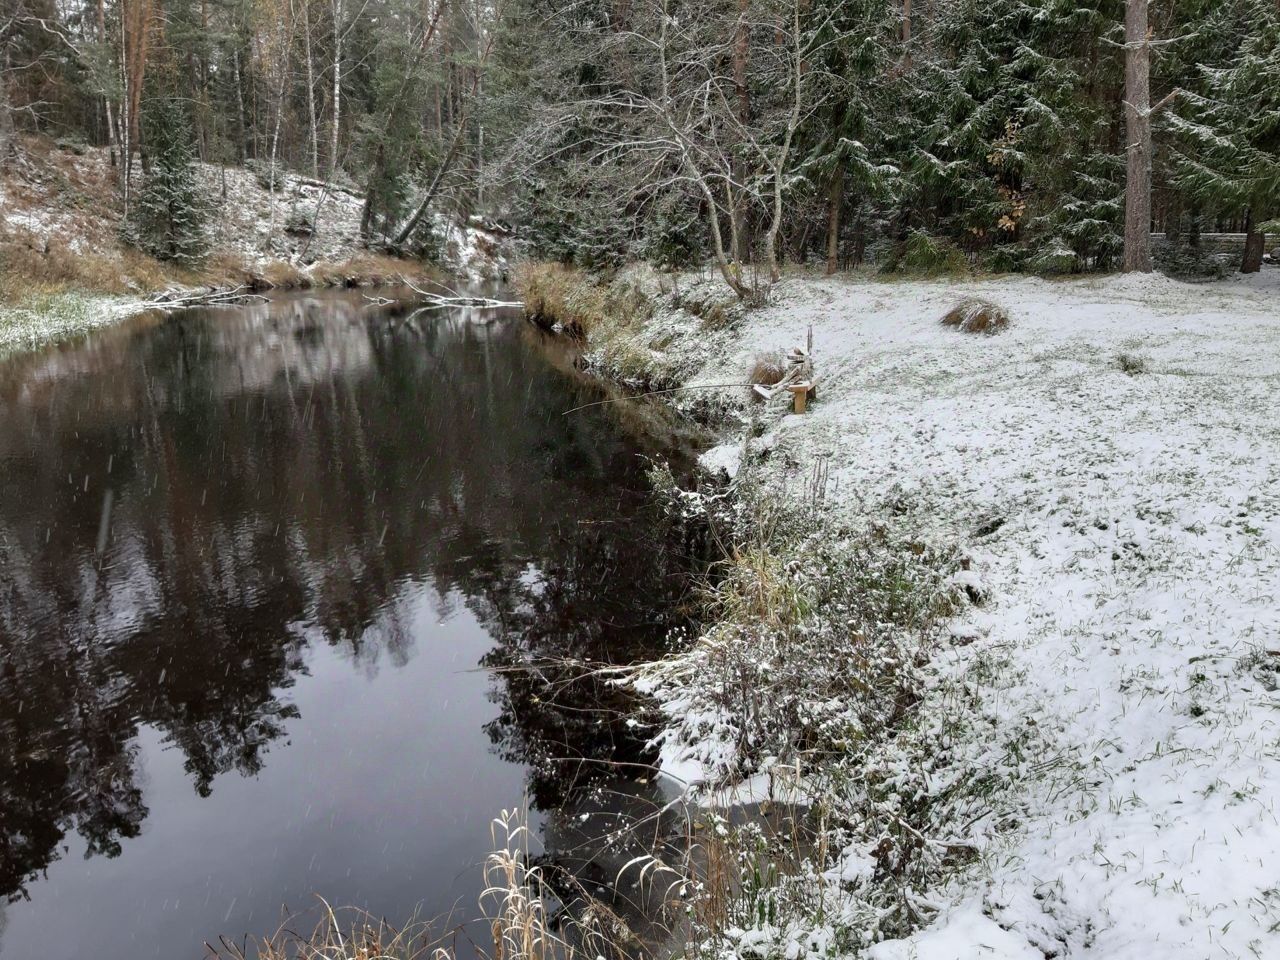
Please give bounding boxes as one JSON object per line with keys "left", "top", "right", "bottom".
{"left": 1122, "top": 0, "right": 1152, "bottom": 273}
{"left": 825, "top": 167, "right": 843, "bottom": 275}
{"left": 1242, "top": 209, "right": 1265, "bottom": 273}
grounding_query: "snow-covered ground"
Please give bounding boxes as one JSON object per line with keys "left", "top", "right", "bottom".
{"left": 0, "top": 140, "right": 510, "bottom": 283}
{"left": 200, "top": 164, "right": 511, "bottom": 280}
{"left": 675, "top": 269, "right": 1280, "bottom": 959}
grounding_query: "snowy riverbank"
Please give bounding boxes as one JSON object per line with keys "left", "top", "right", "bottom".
{"left": 1, "top": 138, "right": 514, "bottom": 357}
{"left": 523, "top": 264, "right": 1280, "bottom": 960}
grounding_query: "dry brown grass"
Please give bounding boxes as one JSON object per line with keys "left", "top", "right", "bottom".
{"left": 0, "top": 236, "right": 189, "bottom": 302}
{"left": 203, "top": 811, "right": 640, "bottom": 960}
{"left": 515, "top": 263, "right": 654, "bottom": 340}
{"left": 516, "top": 263, "right": 605, "bottom": 337}
{"left": 939, "top": 298, "right": 1010, "bottom": 335}
{"left": 205, "top": 901, "right": 452, "bottom": 960}
{"left": 747, "top": 351, "right": 787, "bottom": 388}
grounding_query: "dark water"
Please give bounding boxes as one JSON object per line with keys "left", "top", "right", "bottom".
{"left": 0, "top": 292, "right": 696, "bottom": 958}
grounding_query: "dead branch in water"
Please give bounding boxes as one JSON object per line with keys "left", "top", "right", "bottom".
{"left": 403, "top": 279, "right": 523, "bottom": 310}
{"left": 146, "top": 286, "right": 268, "bottom": 309}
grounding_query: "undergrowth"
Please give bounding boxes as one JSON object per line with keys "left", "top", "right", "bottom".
{"left": 635, "top": 463, "right": 1031, "bottom": 957}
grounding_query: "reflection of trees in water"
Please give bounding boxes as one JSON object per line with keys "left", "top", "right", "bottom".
{"left": 474, "top": 509, "right": 699, "bottom": 810}
{"left": 0, "top": 295, "right": 694, "bottom": 902}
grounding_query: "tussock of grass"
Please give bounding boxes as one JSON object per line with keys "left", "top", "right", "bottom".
{"left": 1116, "top": 350, "right": 1149, "bottom": 375}
{"left": 748, "top": 351, "right": 787, "bottom": 388}
{"left": 940, "top": 298, "right": 1010, "bottom": 335}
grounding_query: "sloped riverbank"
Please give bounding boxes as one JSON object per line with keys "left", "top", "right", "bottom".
{"left": 519, "top": 262, "right": 1280, "bottom": 960}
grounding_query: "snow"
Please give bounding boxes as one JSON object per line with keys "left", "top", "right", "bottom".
{"left": 698, "top": 441, "right": 743, "bottom": 479}
{"left": 868, "top": 903, "right": 1044, "bottom": 960}
{"left": 670, "top": 268, "right": 1280, "bottom": 958}
{"left": 1, "top": 144, "right": 509, "bottom": 284}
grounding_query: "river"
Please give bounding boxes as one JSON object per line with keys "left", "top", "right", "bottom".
{"left": 0, "top": 290, "right": 697, "bottom": 959}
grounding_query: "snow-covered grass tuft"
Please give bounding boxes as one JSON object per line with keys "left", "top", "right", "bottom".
{"left": 630, "top": 465, "right": 1048, "bottom": 957}
{"left": 939, "top": 298, "right": 1010, "bottom": 335}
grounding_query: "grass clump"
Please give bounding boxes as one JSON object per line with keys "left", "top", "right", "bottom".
{"left": 940, "top": 298, "right": 1010, "bottom": 335}
{"left": 641, "top": 481, "right": 965, "bottom": 783}
{"left": 1116, "top": 351, "right": 1149, "bottom": 376}
{"left": 748, "top": 351, "right": 787, "bottom": 389}
{"left": 211, "top": 810, "right": 636, "bottom": 960}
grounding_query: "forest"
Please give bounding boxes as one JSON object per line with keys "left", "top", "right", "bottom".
{"left": 1, "top": 0, "right": 1277, "bottom": 288}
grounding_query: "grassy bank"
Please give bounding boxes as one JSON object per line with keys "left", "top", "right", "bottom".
{"left": 518, "top": 262, "right": 744, "bottom": 401}
{"left": 0, "top": 243, "right": 443, "bottom": 359}
{"left": 518, "top": 260, "right": 1280, "bottom": 960}
{"left": 514, "top": 262, "right": 1019, "bottom": 959}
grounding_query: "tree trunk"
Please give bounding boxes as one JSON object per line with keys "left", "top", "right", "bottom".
{"left": 825, "top": 166, "right": 844, "bottom": 275}
{"left": 731, "top": 0, "right": 751, "bottom": 261}
{"left": 95, "top": 0, "right": 122, "bottom": 167}
{"left": 330, "top": 0, "right": 344, "bottom": 176}
{"left": 233, "top": 49, "right": 248, "bottom": 162}
{"left": 392, "top": 122, "right": 466, "bottom": 247}
{"left": 1242, "top": 209, "right": 1265, "bottom": 273}
{"left": 1122, "top": 0, "right": 1152, "bottom": 273}
{"left": 302, "top": 0, "right": 320, "bottom": 176}
{"left": 902, "top": 0, "right": 912, "bottom": 69}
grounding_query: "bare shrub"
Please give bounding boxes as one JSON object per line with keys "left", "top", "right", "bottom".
{"left": 940, "top": 298, "right": 1010, "bottom": 335}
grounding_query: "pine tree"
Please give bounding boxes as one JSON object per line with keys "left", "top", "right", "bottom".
{"left": 798, "top": 0, "right": 897, "bottom": 273}
{"left": 1172, "top": 0, "right": 1280, "bottom": 272}
{"left": 125, "top": 92, "right": 209, "bottom": 265}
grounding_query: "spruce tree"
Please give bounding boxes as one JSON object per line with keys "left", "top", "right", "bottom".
{"left": 125, "top": 92, "right": 209, "bottom": 266}
{"left": 1172, "top": 0, "right": 1280, "bottom": 272}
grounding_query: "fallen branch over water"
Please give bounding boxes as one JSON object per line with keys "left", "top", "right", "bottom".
{"left": 404, "top": 279, "right": 523, "bottom": 310}
{"left": 146, "top": 286, "right": 268, "bottom": 309}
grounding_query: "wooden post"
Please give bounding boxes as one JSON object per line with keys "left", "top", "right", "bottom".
{"left": 787, "top": 382, "right": 812, "bottom": 414}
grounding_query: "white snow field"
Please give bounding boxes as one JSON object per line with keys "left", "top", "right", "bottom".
{"left": 686, "top": 270, "right": 1280, "bottom": 960}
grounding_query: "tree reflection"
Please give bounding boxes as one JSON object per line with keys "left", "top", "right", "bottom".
{"left": 0, "top": 294, "right": 697, "bottom": 902}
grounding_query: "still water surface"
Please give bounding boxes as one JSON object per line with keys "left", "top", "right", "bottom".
{"left": 0, "top": 293, "right": 695, "bottom": 958}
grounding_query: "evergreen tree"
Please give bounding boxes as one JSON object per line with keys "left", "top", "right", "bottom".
{"left": 125, "top": 91, "right": 209, "bottom": 265}
{"left": 1172, "top": 0, "right": 1280, "bottom": 271}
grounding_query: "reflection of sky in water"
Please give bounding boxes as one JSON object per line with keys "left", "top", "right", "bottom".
{"left": 0, "top": 293, "right": 692, "bottom": 960}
